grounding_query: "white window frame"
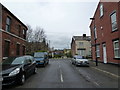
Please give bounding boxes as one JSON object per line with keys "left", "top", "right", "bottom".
{"left": 100, "top": 4, "right": 104, "bottom": 17}
{"left": 79, "top": 42, "right": 84, "bottom": 47}
{"left": 96, "top": 45, "right": 100, "bottom": 57}
{"left": 113, "top": 40, "right": 120, "bottom": 58}
{"left": 110, "top": 11, "right": 117, "bottom": 31}
{"left": 23, "top": 29, "right": 25, "bottom": 34}
{"left": 6, "top": 17, "right": 11, "bottom": 32}
{"left": 94, "top": 26, "right": 97, "bottom": 39}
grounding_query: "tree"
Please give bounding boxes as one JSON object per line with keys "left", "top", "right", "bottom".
{"left": 26, "top": 24, "right": 33, "bottom": 42}
{"left": 26, "top": 25, "right": 49, "bottom": 55}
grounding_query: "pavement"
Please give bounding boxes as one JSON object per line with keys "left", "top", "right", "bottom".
{"left": 89, "top": 60, "right": 120, "bottom": 78}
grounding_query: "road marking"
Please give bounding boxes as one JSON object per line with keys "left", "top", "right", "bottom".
{"left": 61, "top": 74, "right": 64, "bottom": 82}
{"left": 93, "top": 81, "right": 100, "bottom": 87}
{"left": 91, "top": 67, "right": 120, "bottom": 78}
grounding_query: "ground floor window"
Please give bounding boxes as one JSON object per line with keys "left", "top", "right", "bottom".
{"left": 4, "top": 41, "right": 10, "bottom": 57}
{"left": 16, "top": 44, "right": 20, "bottom": 56}
{"left": 78, "top": 50, "right": 85, "bottom": 56}
{"left": 96, "top": 45, "right": 100, "bottom": 57}
{"left": 22, "top": 46, "right": 25, "bottom": 55}
{"left": 113, "top": 40, "right": 120, "bottom": 58}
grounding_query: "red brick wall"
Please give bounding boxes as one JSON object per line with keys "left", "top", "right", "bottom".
{"left": 2, "top": 5, "right": 27, "bottom": 58}
{"left": 90, "top": 2, "right": 120, "bottom": 64}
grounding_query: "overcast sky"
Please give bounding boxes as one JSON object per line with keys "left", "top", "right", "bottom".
{"left": 1, "top": 0, "right": 99, "bottom": 49}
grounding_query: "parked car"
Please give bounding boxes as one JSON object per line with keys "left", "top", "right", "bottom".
{"left": 72, "top": 55, "right": 89, "bottom": 66}
{"left": 1, "top": 55, "right": 37, "bottom": 86}
{"left": 34, "top": 52, "right": 49, "bottom": 67}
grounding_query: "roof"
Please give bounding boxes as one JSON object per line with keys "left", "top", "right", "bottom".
{"left": 2, "top": 4, "right": 28, "bottom": 30}
{"left": 72, "top": 36, "right": 91, "bottom": 41}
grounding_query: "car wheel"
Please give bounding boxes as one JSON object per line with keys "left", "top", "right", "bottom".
{"left": 20, "top": 74, "right": 25, "bottom": 85}
{"left": 33, "top": 67, "right": 37, "bottom": 74}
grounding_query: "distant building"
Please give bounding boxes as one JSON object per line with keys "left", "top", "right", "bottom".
{"left": 0, "top": 4, "right": 28, "bottom": 60}
{"left": 71, "top": 34, "right": 91, "bottom": 58}
{"left": 90, "top": 1, "right": 120, "bottom": 64}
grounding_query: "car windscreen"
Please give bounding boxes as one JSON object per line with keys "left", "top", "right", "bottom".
{"left": 34, "top": 53, "right": 44, "bottom": 58}
{"left": 2, "top": 57, "right": 24, "bottom": 65}
{"left": 75, "top": 56, "right": 83, "bottom": 59}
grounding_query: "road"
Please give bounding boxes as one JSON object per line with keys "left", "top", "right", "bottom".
{"left": 3, "top": 59, "right": 119, "bottom": 88}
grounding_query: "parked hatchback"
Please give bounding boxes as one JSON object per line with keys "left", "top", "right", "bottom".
{"left": 1, "top": 55, "right": 37, "bottom": 86}
{"left": 72, "top": 55, "right": 89, "bottom": 66}
{"left": 34, "top": 52, "right": 49, "bottom": 67}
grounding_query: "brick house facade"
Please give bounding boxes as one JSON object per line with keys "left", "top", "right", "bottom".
{"left": 90, "top": 1, "right": 120, "bottom": 64}
{"left": 0, "top": 4, "right": 27, "bottom": 60}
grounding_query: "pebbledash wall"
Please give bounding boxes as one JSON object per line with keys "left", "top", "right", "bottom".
{"left": 90, "top": 1, "right": 120, "bottom": 64}
{"left": 1, "top": 4, "right": 27, "bottom": 59}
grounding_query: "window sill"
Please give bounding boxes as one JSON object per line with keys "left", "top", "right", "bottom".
{"left": 97, "top": 56, "right": 100, "bottom": 58}
{"left": 99, "top": 15, "right": 104, "bottom": 19}
{"left": 111, "top": 28, "right": 118, "bottom": 33}
{"left": 114, "top": 58, "right": 120, "bottom": 60}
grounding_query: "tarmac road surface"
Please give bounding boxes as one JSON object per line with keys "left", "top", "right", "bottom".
{"left": 3, "top": 59, "right": 118, "bottom": 88}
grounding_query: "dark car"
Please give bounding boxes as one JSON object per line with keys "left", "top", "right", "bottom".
{"left": 34, "top": 52, "right": 49, "bottom": 67}
{"left": 1, "top": 55, "right": 37, "bottom": 86}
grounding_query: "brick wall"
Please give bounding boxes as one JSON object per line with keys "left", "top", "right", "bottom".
{"left": 90, "top": 2, "right": 120, "bottom": 64}
{"left": 2, "top": 5, "right": 27, "bottom": 58}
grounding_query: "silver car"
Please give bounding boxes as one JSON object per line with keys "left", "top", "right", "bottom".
{"left": 72, "top": 55, "right": 89, "bottom": 66}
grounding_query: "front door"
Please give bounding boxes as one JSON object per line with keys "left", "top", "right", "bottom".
{"left": 103, "top": 44, "right": 107, "bottom": 63}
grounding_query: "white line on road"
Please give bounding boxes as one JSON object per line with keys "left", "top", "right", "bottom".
{"left": 61, "top": 73, "right": 64, "bottom": 82}
{"left": 91, "top": 67, "right": 120, "bottom": 78}
{"left": 93, "top": 82, "right": 100, "bottom": 87}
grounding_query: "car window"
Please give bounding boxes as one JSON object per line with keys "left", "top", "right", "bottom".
{"left": 24, "top": 56, "right": 32, "bottom": 64}
{"left": 74, "top": 56, "right": 83, "bottom": 59}
{"left": 34, "top": 52, "right": 45, "bottom": 58}
{"left": 2, "top": 57, "right": 25, "bottom": 65}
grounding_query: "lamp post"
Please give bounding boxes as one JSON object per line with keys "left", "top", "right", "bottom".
{"left": 90, "top": 18, "right": 98, "bottom": 66}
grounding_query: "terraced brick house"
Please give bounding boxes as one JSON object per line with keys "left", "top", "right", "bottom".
{"left": 90, "top": 1, "right": 120, "bottom": 64}
{"left": 0, "top": 4, "right": 27, "bottom": 61}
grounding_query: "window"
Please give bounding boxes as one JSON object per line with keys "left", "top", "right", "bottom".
{"left": 18, "top": 25, "right": 21, "bottom": 37}
{"left": 111, "top": 12, "right": 117, "bottom": 31}
{"left": 94, "top": 26, "right": 97, "bottom": 39}
{"left": 23, "top": 29, "right": 26, "bottom": 34}
{"left": 78, "top": 50, "right": 85, "bottom": 56}
{"left": 16, "top": 44, "right": 20, "bottom": 56}
{"left": 79, "top": 42, "right": 84, "bottom": 47}
{"left": 22, "top": 46, "right": 25, "bottom": 55}
{"left": 5, "top": 17, "right": 11, "bottom": 32}
{"left": 96, "top": 45, "right": 100, "bottom": 57}
{"left": 4, "top": 41, "right": 10, "bottom": 57}
{"left": 100, "top": 4, "right": 104, "bottom": 17}
{"left": 23, "top": 29, "right": 26, "bottom": 39}
{"left": 113, "top": 40, "right": 120, "bottom": 58}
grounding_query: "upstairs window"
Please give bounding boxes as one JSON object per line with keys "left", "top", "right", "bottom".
{"left": 23, "top": 29, "right": 26, "bottom": 39}
{"left": 100, "top": 4, "right": 104, "bottom": 17}
{"left": 18, "top": 25, "right": 21, "bottom": 37}
{"left": 23, "top": 29, "right": 25, "bottom": 35}
{"left": 79, "top": 42, "right": 84, "bottom": 47}
{"left": 111, "top": 12, "right": 117, "bottom": 31}
{"left": 94, "top": 26, "right": 97, "bottom": 39}
{"left": 6, "top": 17, "right": 11, "bottom": 32}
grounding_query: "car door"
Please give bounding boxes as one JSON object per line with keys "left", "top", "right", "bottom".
{"left": 24, "top": 56, "right": 32, "bottom": 76}
{"left": 29, "top": 56, "right": 36, "bottom": 73}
